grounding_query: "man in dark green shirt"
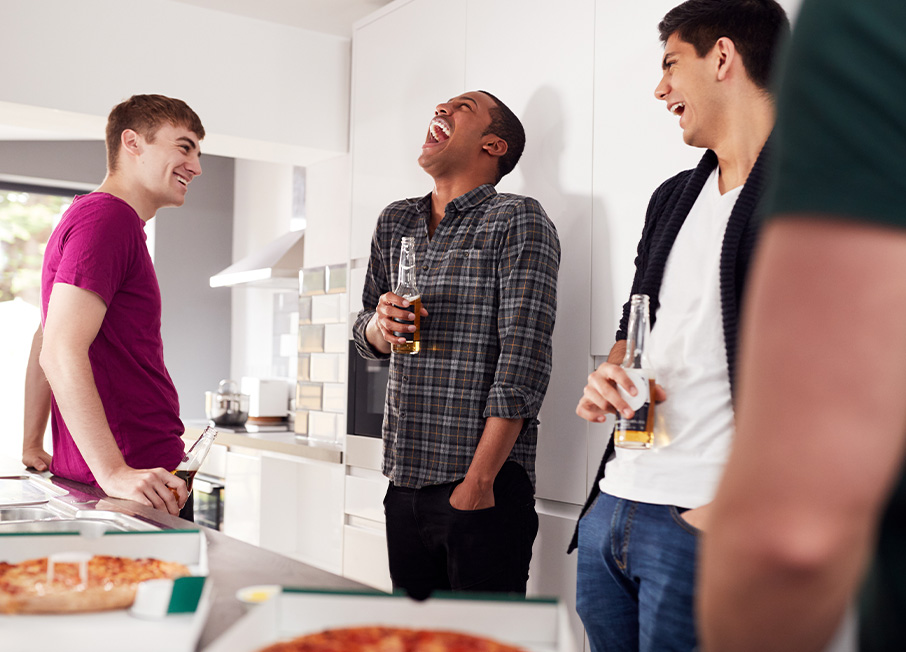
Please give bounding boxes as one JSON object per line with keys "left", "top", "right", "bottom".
{"left": 700, "top": 1, "right": 906, "bottom": 650}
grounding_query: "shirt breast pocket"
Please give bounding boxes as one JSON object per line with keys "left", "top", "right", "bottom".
{"left": 434, "top": 248, "right": 495, "bottom": 314}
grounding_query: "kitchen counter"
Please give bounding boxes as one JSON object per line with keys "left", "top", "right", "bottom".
{"left": 183, "top": 419, "right": 343, "bottom": 464}
{"left": 0, "top": 459, "right": 365, "bottom": 650}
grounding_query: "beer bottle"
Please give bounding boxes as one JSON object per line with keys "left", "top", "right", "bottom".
{"left": 615, "top": 294, "right": 656, "bottom": 449}
{"left": 172, "top": 425, "right": 218, "bottom": 494}
{"left": 391, "top": 236, "right": 422, "bottom": 355}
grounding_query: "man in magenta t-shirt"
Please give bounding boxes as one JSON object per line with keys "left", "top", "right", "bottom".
{"left": 26, "top": 95, "right": 204, "bottom": 516}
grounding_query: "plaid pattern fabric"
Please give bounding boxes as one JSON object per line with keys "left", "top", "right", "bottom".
{"left": 353, "top": 184, "right": 560, "bottom": 489}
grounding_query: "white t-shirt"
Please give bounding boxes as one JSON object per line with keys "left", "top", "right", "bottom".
{"left": 600, "top": 167, "right": 742, "bottom": 508}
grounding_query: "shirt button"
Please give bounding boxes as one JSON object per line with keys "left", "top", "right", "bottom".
{"left": 463, "top": 251, "right": 470, "bottom": 258}
{"left": 422, "top": 264, "right": 428, "bottom": 271}
{"left": 400, "top": 411, "right": 407, "bottom": 419}
{"left": 403, "top": 375, "right": 409, "bottom": 382}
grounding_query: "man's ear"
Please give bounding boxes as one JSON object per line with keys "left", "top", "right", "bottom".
{"left": 482, "top": 135, "right": 508, "bottom": 159}
{"left": 120, "top": 129, "right": 142, "bottom": 158}
{"left": 714, "top": 36, "right": 738, "bottom": 82}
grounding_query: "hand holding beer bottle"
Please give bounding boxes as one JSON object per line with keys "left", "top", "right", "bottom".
{"left": 576, "top": 294, "right": 666, "bottom": 435}
{"left": 371, "top": 237, "right": 429, "bottom": 353}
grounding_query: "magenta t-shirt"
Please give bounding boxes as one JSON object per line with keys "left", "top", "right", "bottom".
{"left": 41, "top": 193, "right": 184, "bottom": 486}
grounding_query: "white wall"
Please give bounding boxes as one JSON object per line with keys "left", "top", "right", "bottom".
{"left": 0, "top": 0, "right": 351, "bottom": 165}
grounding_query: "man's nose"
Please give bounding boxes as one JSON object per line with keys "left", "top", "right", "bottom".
{"left": 654, "top": 76, "right": 669, "bottom": 101}
{"left": 434, "top": 102, "right": 451, "bottom": 115}
{"left": 188, "top": 155, "right": 202, "bottom": 177}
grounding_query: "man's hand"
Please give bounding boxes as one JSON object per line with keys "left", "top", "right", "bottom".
{"left": 96, "top": 466, "right": 188, "bottom": 516}
{"left": 680, "top": 502, "right": 712, "bottom": 532}
{"left": 369, "top": 292, "right": 429, "bottom": 349}
{"left": 22, "top": 447, "right": 52, "bottom": 472}
{"left": 449, "top": 476, "right": 495, "bottom": 511}
{"left": 576, "top": 361, "right": 667, "bottom": 423}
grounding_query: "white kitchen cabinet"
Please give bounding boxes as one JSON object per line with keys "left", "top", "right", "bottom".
{"left": 529, "top": 499, "right": 585, "bottom": 651}
{"left": 343, "top": 436, "right": 392, "bottom": 592}
{"left": 223, "top": 446, "right": 345, "bottom": 575}
{"left": 349, "top": 0, "right": 466, "bottom": 262}
{"left": 464, "top": 0, "right": 596, "bottom": 508}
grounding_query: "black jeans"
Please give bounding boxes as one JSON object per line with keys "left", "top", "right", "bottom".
{"left": 383, "top": 460, "right": 539, "bottom": 600}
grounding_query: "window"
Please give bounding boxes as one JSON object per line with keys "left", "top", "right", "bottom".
{"left": 0, "top": 182, "right": 76, "bottom": 460}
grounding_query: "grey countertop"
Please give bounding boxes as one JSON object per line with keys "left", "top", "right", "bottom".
{"left": 0, "top": 462, "right": 365, "bottom": 650}
{"left": 182, "top": 419, "right": 343, "bottom": 464}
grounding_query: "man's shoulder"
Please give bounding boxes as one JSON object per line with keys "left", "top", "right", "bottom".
{"left": 487, "top": 192, "right": 550, "bottom": 220}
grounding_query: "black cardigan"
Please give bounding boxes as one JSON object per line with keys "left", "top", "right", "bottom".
{"left": 568, "top": 142, "right": 771, "bottom": 553}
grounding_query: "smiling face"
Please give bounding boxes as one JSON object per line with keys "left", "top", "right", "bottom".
{"left": 654, "top": 33, "right": 724, "bottom": 148}
{"left": 134, "top": 122, "right": 203, "bottom": 210}
{"left": 417, "top": 91, "right": 499, "bottom": 181}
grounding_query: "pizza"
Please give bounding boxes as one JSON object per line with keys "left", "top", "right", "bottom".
{"left": 257, "top": 626, "right": 528, "bottom": 652}
{"left": 0, "top": 554, "right": 190, "bottom": 614}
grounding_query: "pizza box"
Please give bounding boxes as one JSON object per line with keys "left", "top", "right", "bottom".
{"left": 0, "top": 529, "right": 211, "bottom": 652}
{"left": 204, "top": 587, "right": 577, "bottom": 652}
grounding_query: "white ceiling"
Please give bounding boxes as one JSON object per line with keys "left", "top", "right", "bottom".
{"left": 0, "top": 0, "right": 391, "bottom": 141}
{"left": 169, "top": 0, "right": 391, "bottom": 37}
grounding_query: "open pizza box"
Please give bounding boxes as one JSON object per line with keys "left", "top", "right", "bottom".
{"left": 0, "top": 529, "right": 211, "bottom": 652}
{"left": 204, "top": 587, "right": 577, "bottom": 652}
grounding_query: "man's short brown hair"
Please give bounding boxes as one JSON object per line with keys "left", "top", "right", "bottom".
{"left": 105, "top": 94, "right": 205, "bottom": 171}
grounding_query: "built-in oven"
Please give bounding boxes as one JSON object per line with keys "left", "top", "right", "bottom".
{"left": 191, "top": 474, "right": 224, "bottom": 530}
{"left": 347, "top": 339, "right": 390, "bottom": 438}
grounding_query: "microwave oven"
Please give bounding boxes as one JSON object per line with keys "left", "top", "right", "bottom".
{"left": 346, "top": 339, "right": 389, "bottom": 438}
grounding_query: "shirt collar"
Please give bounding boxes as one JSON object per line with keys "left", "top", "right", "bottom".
{"left": 414, "top": 183, "right": 498, "bottom": 216}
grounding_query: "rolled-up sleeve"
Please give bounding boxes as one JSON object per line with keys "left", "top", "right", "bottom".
{"left": 484, "top": 197, "right": 560, "bottom": 420}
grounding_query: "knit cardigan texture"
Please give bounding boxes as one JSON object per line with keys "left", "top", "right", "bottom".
{"left": 568, "top": 142, "right": 771, "bottom": 553}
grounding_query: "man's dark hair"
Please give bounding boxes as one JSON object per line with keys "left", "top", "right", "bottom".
{"left": 478, "top": 90, "right": 525, "bottom": 184}
{"left": 659, "top": 0, "right": 790, "bottom": 90}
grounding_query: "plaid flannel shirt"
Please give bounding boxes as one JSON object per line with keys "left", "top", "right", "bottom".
{"left": 352, "top": 184, "right": 560, "bottom": 489}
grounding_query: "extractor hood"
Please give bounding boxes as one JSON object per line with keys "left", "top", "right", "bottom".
{"left": 209, "top": 230, "right": 304, "bottom": 289}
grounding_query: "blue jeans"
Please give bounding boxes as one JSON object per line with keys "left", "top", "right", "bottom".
{"left": 576, "top": 492, "right": 700, "bottom": 652}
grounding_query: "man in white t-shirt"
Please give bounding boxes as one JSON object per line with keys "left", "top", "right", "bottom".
{"left": 572, "top": 1, "right": 790, "bottom": 650}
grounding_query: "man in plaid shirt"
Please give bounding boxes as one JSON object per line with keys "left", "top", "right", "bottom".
{"left": 353, "top": 90, "right": 560, "bottom": 598}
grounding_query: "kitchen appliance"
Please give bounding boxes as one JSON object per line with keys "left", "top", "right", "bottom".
{"left": 241, "top": 377, "right": 289, "bottom": 419}
{"left": 346, "top": 340, "right": 389, "bottom": 438}
{"left": 205, "top": 380, "right": 249, "bottom": 426}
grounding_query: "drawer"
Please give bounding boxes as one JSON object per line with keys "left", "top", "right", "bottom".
{"left": 343, "top": 524, "right": 391, "bottom": 592}
{"left": 344, "top": 472, "right": 388, "bottom": 523}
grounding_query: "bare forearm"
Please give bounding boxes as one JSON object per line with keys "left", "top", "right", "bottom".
{"left": 23, "top": 329, "right": 51, "bottom": 450}
{"left": 700, "top": 219, "right": 906, "bottom": 651}
{"left": 40, "top": 347, "right": 127, "bottom": 479}
{"left": 365, "top": 312, "right": 392, "bottom": 355}
{"left": 465, "top": 416, "right": 524, "bottom": 493}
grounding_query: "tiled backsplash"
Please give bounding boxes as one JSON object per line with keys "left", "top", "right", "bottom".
{"left": 296, "top": 264, "right": 348, "bottom": 442}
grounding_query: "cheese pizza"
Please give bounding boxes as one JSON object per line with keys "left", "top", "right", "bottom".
{"left": 258, "top": 625, "right": 528, "bottom": 652}
{"left": 0, "top": 554, "right": 190, "bottom": 614}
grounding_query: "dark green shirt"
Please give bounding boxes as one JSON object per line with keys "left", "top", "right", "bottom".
{"left": 765, "top": 1, "right": 906, "bottom": 649}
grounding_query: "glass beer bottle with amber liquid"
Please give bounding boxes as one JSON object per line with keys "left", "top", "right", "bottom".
{"left": 172, "top": 425, "right": 217, "bottom": 496}
{"left": 615, "top": 294, "right": 656, "bottom": 449}
{"left": 391, "top": 236, "right": 421, "bottom": 355}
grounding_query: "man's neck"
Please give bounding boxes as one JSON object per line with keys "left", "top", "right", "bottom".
{"left": 427, "top": 174, "right": 495, "bottom": 237}
{"left": 96, "top": 176, "right": 154, "bottom": 222}
{"left": 712, "top": 93, "right": 775, "bottom": 194}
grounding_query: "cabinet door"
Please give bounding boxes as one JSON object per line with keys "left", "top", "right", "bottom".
{"left": 529, "top": 499, "right": 585, "bottom": 651}
{"left": 223, "top": 450, "right": 262, "bottom": 546}
{"left": 349, "top": 0, "right": 466, "bottom": 262}
{"left": 464, "top": 0, "right": 596, "bottom": 507}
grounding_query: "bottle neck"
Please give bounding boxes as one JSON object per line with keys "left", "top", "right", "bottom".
{"left": 396, "top": 242, "right": 419, "bottom": 297}
{"left": 623, "top": 299, "right": 650, "bottom": 369}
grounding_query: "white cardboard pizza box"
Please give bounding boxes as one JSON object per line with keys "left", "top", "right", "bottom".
{"left": 0, "top": 529, "right": 211, "bottom": 652}
{"left": 204, "top": 588, "right": 577, "bottom": 652}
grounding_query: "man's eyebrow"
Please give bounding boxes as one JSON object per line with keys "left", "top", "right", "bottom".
{"left": 662, "top": 51, "right": 677, "bottom": 69}
{"left": 457, "top": 95, "right": 479, "bottom": 107}
{"left": 177, "top": 136, "right": 201, "bottom": 155}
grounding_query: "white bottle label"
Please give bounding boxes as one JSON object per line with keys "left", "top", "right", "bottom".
{"left": 618, "top": 368, "right": 650, "bottom": 412}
